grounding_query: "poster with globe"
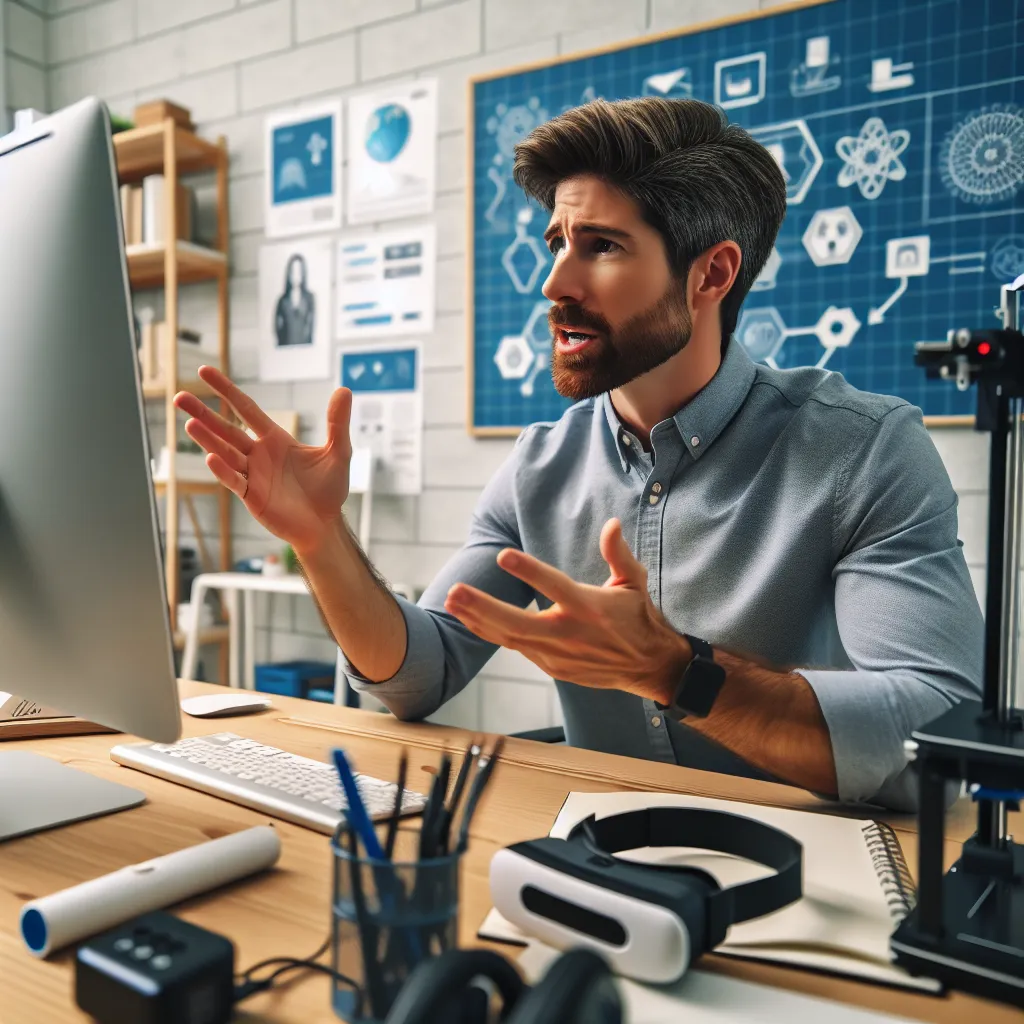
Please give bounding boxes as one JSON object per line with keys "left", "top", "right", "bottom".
{"left": 265, "top": 99, "right": 343, "bottom": 238}
{"left": 346, "top": 79, "right": 438, "bottom": 225}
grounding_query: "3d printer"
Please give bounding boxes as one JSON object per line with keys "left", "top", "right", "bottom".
{"left": 891, "top": 274, "right": 1024, "bottom": 1007}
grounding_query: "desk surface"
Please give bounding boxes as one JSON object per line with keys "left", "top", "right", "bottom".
{"left": 0, "top": 680, "right": 1018, "bottom": 1024}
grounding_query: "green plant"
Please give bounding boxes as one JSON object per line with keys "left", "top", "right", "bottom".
{"left": 283, "top": 544, "right": 298, "bottom": 575}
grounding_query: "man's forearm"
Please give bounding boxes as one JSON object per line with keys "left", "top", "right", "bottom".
{"left": 294, "top": 515, "right": 407, "bottom": 682}
{"left": 658, "top": 639, "right": 838, "bottom": 796}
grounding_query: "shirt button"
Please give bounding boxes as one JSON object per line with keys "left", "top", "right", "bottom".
{"left": 690, "top": 435, "right": 700, "bottom": 447}
{"left": 648, "top": 493, "right": 659, "bottom": 505}
{"left": 651, "top": 482, "right": 662, "bottom": 494}
{"left": 621, "top": 434, "right": 631, "bottom": 446}
{"left": 651, "top": 716, "right": 662, "bottom": 728}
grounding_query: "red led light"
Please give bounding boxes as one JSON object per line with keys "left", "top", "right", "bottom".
{"left": 978, "top": 342, "right": 992, "bottom": 356}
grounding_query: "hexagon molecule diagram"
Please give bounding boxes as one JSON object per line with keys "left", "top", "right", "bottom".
{"left": 802, "top": 207, "right": 863, "bottom": 267}
{"left": 502, "top": 207, "right": 549, "bottom": 295}
{"left": 494, "top": 301, "right": 553, "bottom": 397}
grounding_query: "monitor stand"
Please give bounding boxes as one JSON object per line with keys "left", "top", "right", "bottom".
{"left": 0, "top": 751, "right": 145, "bottom": 842}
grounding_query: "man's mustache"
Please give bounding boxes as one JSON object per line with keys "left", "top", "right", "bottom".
{"left": 547, "top": 304, "right": 612, "bottom": 335}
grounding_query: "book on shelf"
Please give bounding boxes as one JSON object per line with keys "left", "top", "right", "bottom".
{"left": 141, "top": 175, "right": 192, "bottom": 245}
{"left": 119, "top": 184, "right": 144, "bottom": 246}
{"left": 138, "top": 320, "right": 217, "bottom": 388}
{"left": 152, "top": 445, "right": 213, "bottom": 484}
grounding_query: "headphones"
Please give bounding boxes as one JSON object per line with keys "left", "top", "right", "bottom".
{"left": 384, "top": 947, "right": 622, "bottom": 1024}
{"left": 490, "top": 806, "right": 803, "bottom": 984}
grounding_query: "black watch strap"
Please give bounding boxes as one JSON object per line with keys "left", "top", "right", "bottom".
{"left": 685, "top": 634, "right": 714, "bottom": 662}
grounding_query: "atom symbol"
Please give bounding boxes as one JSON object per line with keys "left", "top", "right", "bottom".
{"left": 940, "top": 104, "right": 1024, "bottom": 205}
{"left": 835, "top": 116, "right": 910, "bottom": 200}
{"left": 486, "top": 97, "right": 548, "bottom": 160}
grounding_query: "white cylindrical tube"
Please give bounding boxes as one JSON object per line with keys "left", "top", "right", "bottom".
{"left": 20, "top": 825, "right": 281, "bottom": 957}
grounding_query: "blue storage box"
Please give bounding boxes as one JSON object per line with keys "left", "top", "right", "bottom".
{"left": 254, "top": 661, "right": 335, "bottom": 700}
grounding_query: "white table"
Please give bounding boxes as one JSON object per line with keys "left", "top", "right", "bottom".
{"left": 180, "top": 571, "right": 312, "bottom": 694}
{"left": 181, "top": 571, "right": 416, "bottom": 705}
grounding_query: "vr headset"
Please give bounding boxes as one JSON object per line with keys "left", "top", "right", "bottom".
{"left": 490, "top": 805, "right": 803, "bottom": 984}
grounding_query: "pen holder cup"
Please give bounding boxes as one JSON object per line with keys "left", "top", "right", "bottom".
{"left": 330, "top": 825, "right": 463, "bottom": 1023}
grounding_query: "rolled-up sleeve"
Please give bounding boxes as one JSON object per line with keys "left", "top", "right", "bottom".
{"left": 796, "top": 403, "right": 983, "bottom": 810}
{"left": 343, "top": 436, "right": 536, "bottom": 720}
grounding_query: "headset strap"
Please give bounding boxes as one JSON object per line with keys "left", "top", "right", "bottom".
{"left": 568, "top": 807, "right": 803, "bottom": 925}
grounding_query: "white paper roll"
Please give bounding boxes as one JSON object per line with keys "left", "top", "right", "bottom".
{"left": 20, "top": 825, "right": 281, "bottom": 957}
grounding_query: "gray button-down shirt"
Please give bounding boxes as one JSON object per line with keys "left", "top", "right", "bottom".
{"left": 346, "top": 340, "right": 983, "bottom": 811}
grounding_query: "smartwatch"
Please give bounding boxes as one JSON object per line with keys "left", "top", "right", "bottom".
{"left": 656, "top": 634, "right": 726, "bottom": 719}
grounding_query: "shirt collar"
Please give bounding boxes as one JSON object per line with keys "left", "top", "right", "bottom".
{"left": 602, "top": 338, "right": 758, "bottom": 471}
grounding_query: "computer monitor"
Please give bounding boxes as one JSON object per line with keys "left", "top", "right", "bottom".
{"left": 0, "top": 98, "right": 182, "bottom": 840}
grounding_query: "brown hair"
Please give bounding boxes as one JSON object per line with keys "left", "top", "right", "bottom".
{"left": 512, "top": 97, "right": 787, "bottom": 341}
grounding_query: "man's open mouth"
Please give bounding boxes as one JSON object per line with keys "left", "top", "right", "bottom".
{"left": 554, "top": 327, "right": 599, "bottom": 353}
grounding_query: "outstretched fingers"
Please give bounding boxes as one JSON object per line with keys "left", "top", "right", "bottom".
{"left": 206, "top": 452, "right": 249, "bottom": 500}
{"left": 185, "top": 417, "right": 248, "bottom": 475}
{"left": 174, "top": 390, "right": 255, "bottom": 455}
{"left": 197, "top": 365, "right": 276, "bottom": 438}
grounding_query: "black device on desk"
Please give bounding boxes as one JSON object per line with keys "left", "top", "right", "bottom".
{"left": 384, "top": 947, "right": 623, "bottom": 1024}
{"left": 75, "top": 911, "right": 235, "bottom": 1024}
{"left": 891, "top": 276, "right": 1024, "bottom": 1007}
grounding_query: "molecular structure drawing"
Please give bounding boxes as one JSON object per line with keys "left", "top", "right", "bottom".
{"left": 939, "top": 104, "right": 1024, "bottom": 206}
{"left": 485, "top": 97, "right": 549, "bottom": 225}
{"left": 494, "top": 301, "right": 553, "bottom": 397}
{"left": 802, "top": 207, "right": 863, "bottom": 267}
{"left": 836, "top": 116, "right": 910, "bottom": 200}
{"left": 991, "top": 236, "right": 1024, "bottom": 283}
{"left": 737, "top": 305, "right": 861, "bottom": 370}
{"left": 501, "top": 207, "right": 549, "bottom": 295}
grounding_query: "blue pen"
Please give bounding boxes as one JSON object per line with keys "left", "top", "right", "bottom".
{"left": 332, "top": 748, "right": 388, "bottom": 860}
{"left": 332, "top": 748, "right": 424, "bottom": 969}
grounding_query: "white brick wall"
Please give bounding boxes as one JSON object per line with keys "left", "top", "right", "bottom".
{"left": 4, "top": 0, "right": 47, "bottom": 121}
{"left": 22, "top": 0, "right": 1016, "bottom": 729}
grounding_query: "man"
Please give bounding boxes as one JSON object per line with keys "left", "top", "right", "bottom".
{"left": 176, "top": 97, "right": 982, "bottom": 812}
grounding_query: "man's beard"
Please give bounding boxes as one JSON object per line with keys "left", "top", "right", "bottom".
{"left": 548, "top": 283, "right": 692, "bottom": 401}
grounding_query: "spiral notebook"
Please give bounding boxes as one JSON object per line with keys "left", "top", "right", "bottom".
{"left": 478, "top": 791, "right": 941, "bottom": 994}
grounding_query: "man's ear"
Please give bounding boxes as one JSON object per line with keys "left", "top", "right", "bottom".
{"left": 688, "top": 241, "right": 743, "bottom": 313}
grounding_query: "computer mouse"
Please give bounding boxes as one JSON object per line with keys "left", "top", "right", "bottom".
{"left": 180, "top": 693, "right": 272, "bottom": 718}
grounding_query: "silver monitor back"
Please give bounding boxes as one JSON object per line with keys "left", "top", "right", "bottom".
{"left": 0, "top": 97, "right": 181, "bottom": 749}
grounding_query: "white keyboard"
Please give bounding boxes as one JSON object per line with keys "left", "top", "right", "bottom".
{"left": 110, "top": 733, "right": 426, "bottom": 835}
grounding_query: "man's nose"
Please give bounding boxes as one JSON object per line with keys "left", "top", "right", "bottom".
{"left": 541, "top": 252, "right": 586, "bottom": 305}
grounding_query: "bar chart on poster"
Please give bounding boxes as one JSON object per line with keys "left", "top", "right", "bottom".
{"left": 469, "top": 0, "right": 1024, "bottom": 433}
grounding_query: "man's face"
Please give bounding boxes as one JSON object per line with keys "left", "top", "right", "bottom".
{"left": 541, "top": 175, "right": 691, "bottom": 400}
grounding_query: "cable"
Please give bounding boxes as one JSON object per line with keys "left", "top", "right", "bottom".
{"left": 235, "top": 932, "right": 331, "bottom": 983}
{"left": 233, "top": 931, "right": 360, "bottom": 1005}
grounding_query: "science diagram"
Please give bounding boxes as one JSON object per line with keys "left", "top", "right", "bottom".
{"left": 486, "top": 52, "right": 1018, "bottom": 389}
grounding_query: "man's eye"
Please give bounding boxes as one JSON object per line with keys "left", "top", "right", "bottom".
{"left": 547, "top": 236, "right": 564, "bottom": 255}
{"left": 593, "top": 238, "right": 619, "bottom": 253}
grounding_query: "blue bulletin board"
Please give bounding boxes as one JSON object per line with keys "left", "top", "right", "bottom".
{"left": 468, "top": 0, "right": 1024, "bottom": 434}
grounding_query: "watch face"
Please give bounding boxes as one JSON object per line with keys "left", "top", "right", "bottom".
{"left": 679, "top": 659, "right": 726, "bottom": 718}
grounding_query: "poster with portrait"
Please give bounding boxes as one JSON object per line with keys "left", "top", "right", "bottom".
{"left": 264, "top": 100, "right": 343, "bottom": 238}
{"left": 346, "top": 79, "right": 437, "bottom": 225}
{"left": 258, "top": 238, "right": 333, "bottom": 382}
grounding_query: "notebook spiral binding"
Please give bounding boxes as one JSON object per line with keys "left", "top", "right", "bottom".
{"left": 862, "top": 821, "right": 917, "bottom": 921}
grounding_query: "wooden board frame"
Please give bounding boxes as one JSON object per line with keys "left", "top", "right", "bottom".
{"left": 464, "top": 0, "right": 975, "bottom": 436}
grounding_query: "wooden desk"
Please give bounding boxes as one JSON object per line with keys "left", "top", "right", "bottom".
{"left": 0, "top": 680, "right": 1017, "bottom": 1023}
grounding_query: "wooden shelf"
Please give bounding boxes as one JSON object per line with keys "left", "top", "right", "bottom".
{"left": 114, "top": 122, "right": 222, "bottom": 181}
{"left": 154, "top": 479, "right": 221, "bottom": 496}
{"left": 127, "top": 241, "right": 226, "bottom": 289}
{"left": 171, "top": 624, "right": 230, "bottom": 650}
{"left": 142, "top": 376, "right": 218, "bottom": 400}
